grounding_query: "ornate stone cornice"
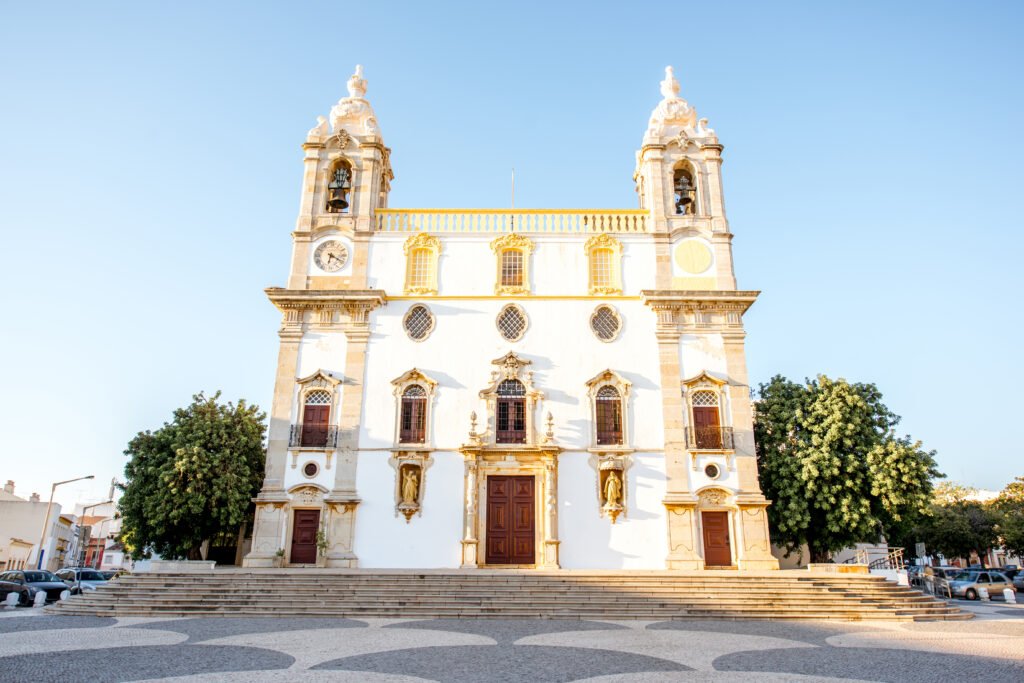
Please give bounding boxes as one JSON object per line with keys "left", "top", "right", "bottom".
{"left": 642, "top": 290, "right": 758, "bottom": 337}
{"left": 265, "top": 288, "right": 387, "bottom": 312}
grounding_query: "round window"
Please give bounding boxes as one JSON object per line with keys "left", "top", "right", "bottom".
{"left": 704, "top": 463, "right": 720, "bottom": 479}
{"left": 590, "top": 305, "right": 621, "bottom": 341}
{"left": 496, "top": 305, "right": 527, "bottom": 341}
{"left": 403, "top": 305, "right": 435, "bottom": 341}
{"left": 302, "top": 462, "right": 319, "bottom": 478}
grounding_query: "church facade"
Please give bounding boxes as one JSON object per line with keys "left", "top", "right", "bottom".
{"left": 244, "top": 66, "right": 779, "bottom": 571}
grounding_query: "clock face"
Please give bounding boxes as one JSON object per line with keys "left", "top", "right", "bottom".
{"left": 314, "top": 240, "right": 349, "bottom": 272}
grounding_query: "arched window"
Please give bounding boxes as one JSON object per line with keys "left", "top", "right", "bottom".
{"left": 595, "top": 386, "right": 623, "bottom": 445}
{"left": 673, "top": 165, "right": 696, "bottom": 215}
{"left": 496, "top": 379, "right": 526, "bottom": 444}
{"left": 399, "top": 385, "right": 427, "bottom": 443}
{"left": 500, "top": 249, "right": 524, "bottom": 288}
{"left": 326, "top": 160, "right": 353, "bottom": 213}
{"left": 691, "top": 390, "right": 722, "bottom": 449}
{"left": 301, "top": 389, "right": 332, "bottom": 447}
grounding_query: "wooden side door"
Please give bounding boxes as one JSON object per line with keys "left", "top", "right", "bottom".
{"left": 302, "top": 405, "right": 329, "bottom": 447}
{"left": 701, "top": 511, "right": 732, "bottom": 566}
{"left": 290, "top": 509, "right": 320, "bottom": 564}
{"left": 692, "top": 406, "right": 722, "bottom": 449}
{"left": 486, "top": 475, "right": 535, "bottom": 565}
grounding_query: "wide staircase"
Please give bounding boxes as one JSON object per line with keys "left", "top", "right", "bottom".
{"left": 48, "top": 570, "right": 970, "bottom": 621}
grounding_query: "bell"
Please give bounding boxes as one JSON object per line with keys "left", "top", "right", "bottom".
{"left": 327, "top": 167, "right": 352, "bottom": 212}
{"left": 326, "top": 188, "right": 349, "bottom": 212}
{"left": 674, "top": 174, "right": 694, "bottom": 214}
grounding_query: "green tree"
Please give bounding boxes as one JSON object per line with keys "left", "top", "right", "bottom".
{"left": 914, "top": 483, "right": 999, "bottom": 563}
{"left": 118, "top": 392, "right": 266, "bottom": 560}
{"left": 754, "top": 375, "right": 941, "bottom": 563}
{"left": 994, "top": 476, "right": 1024, "bottom": 559}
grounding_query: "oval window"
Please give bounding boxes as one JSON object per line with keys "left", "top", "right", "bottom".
{"left": 591, "top": 305, "right": 621, "bottom": 341}
{"left": 496, "top": 305, "right": 527, "bottom": 341}
{"left": 403, "top": 305, "right": 435, "bottom": 341}
{"left": 303, "top": 462, "right": 319, "bottom": 478}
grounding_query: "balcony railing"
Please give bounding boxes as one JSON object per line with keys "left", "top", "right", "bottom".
{"left": 289, "top": 424, "right": 339, "bottom": 449}
{"left": 684, "top": 426, "right": 734, "bottom": 450}
{"left": 375, "top": 209, "right": 648, "bottom": 233}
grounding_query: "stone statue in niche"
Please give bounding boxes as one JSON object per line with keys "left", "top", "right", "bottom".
{"left": 397, "top": 465, "right": 421, "bottom": 523}
{"left": 401, "top": 468, "right": 419, "bottom": 504}
{"left": 602, "top": 469, "right": 624, "bottom": 523}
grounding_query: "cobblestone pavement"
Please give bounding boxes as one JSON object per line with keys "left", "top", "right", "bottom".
{"left": 1, "top": 603, "right": 1022, "bottom": 682}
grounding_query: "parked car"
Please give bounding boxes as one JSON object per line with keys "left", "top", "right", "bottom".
{"left": 1013, "top": 573, "right": 1024, "bottom": 592}
{"left": 0, "top": 572, "right": 34, "bottom": 606}
{"left": 100, "top": 569, "right": 129, "bottom": 580}
{"left": 997, "top": 565, "right": 1019, "bottom": 581}
{"left": 55, "top": 568, "right": 109, "bottom": 594}
{"left": 921, "top": 566, "right": 961, "bottom": 595}
{"left": 948, "top": 570, "right": 1013, "bottom": 600}
{"left": 0, "top": 570, "right": 68, "bottom": 604}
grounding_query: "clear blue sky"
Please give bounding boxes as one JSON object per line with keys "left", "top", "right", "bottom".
{"left": 1, "top": 1, "right": 1021, "bottom": 509}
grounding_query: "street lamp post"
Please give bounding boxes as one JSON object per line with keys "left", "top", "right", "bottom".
{"left": 79, "top": 500, "right": 113, "bottom": 571}
{"left": 36, "top": 475, "right": 94, "bottom": 569}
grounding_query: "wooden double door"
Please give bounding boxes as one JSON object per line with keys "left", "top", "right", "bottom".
{"left": 290, "top": 509, "right": 320, "bottom": 564}
{"left": 485, "top": 475, "right": 535, "bottom": 565}
{"left": 701, "top": 511, "right": 733, "bottom": 567}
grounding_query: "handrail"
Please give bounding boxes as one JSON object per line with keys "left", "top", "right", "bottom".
{"left": 375, "top": 209, "right": 648, "bottom": 233}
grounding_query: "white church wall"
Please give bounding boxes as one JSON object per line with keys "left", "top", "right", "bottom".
{"left": 294, "top": 331, "right": 348, "bottom": 419}
{"left": 558, "top": 453, "right": 667, "bottom": 569}
{"left": 353, "top": 450, "right": 464, "bottom": 568}
{"left": 679, "top": 333, "right": 727, "bottom": 381}
{"left": 359, "top": 299, "right": 665, "bottom": 452}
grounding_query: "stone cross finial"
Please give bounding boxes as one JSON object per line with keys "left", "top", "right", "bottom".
{"left": 660, "top": 66, "right": 680, "bottom": 99}
{"left": 347, "top": 64, "right": 367, "bottom": 98}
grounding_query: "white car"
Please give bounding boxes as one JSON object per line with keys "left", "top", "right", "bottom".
{"left": 56, "top": 568, "right": 109, "bottom": 594}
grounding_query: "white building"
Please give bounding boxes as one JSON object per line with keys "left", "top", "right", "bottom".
{"left": 0, "top": 480, "right": 70, "bottom": 571}
{"left": 245, "top": 66, "right": 779, "bottom": 571}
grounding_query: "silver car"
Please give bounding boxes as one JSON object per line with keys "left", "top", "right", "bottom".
{"left": 56, "top": 568, "right": 108, "bottom": 594}
{"left": 948, "top": 570, "right": 1012, "bottom": 600}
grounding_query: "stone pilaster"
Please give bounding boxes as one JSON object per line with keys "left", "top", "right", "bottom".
{"left": 700, "top": 143, "right": 727, "bottom": 223}
{"left": 721, "top": 331, "right": 759, "bottom": 491}
{"left": 649, "top": 301, "right": 703, "bottom": 569}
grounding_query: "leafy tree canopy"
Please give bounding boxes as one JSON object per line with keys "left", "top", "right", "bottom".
{"left": 754, "top": 375, "right": 941, "bottom": 563}
{"left": 911, "top": 482, "right": 1000, "bottom": 562}
{"left": 118, "top": 392, "right": 266, "bottom": 560}
{"left": 994, "top": 476, "right": 1024, "bottom": 558}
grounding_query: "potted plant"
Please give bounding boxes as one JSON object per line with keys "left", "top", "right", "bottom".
{"left": 272, "top": 548, "right": 285, "bottom": 568}
{"left": 315, "top": 527, "right": 329, "bottom": 567}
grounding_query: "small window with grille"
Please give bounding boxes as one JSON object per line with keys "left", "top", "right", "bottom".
{"left": 595, "top": 385, "right": 623, "bottom": 445}
{"left": 590, "top": 305, "right": 621, "bottom": 341}
{"left": 496, "top": 304, "right": 527, "bottom": 341}
{"left": 403, "top": 305, "right": 435, "bottom": 341}
{"left": 500, "top": 249, "right": 524, "bottom": 287}
{"left": 496, "top": 379, "right": 527, "bottom": 444}
{"left": 400, "top": 385, "right": 427, "bottom": 443}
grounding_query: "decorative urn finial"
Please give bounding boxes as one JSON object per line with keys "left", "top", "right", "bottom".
{"left": 347, "top": 64, "right": 367, "bottom": 98}
{"left": 660, "top": 66, "right": 680, "bottom": 99}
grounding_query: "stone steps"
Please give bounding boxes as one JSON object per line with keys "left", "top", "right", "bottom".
{"left": 48, "top": 571, "right": 969, "bottom": 621}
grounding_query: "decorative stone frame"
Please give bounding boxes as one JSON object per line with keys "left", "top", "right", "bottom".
{"left": 403, "top": 233, "right": 441, "bottom": 295}
{"left": 283, "top": 483, "right": 328, "bottom": 566}
{"left": 681, "top": 370, "right": 734, "bottom": 471}
{"left": 388, "top": 451, "right": 434, "bottom": 522}
{"left": 457, "top": 449, "right": 561, "bottom": 569}
{"left": 475, "top": 352, "right": 544, "bottom": 447}
{"left": 584, "top": 369, "right": 632, "bottom": 449}
{"left": 588, "top": 452, "right": 634, "bottom": 524}
{"left": 589, "top": 304, "right": 623, "bottom": 343}
{"left": 291, "top": 370, "right": 342, "bottom": 468}
{"left": 696, "top": 486, "right": 738, "bottom": 568}
{"left": 402, "top": 304, "right": 436, "bottom": 342}
{"left": 490, "top": 233, "right": 535, "bottom": 295}
{"left": 584, "top": 234, "right": 624, "bottom": 295}
{"left": 390, "top": 368, "right": 438, "bottom": 447}
{"left": 495, "top": 303, "right": 529, "bottom": 342}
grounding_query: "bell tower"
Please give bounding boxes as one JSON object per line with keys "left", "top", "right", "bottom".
{"left": 287, "top": 65, "right": 394, "bottom": 290}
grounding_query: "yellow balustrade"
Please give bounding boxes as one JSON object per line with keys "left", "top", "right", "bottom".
{"left": 375, "top": 209, "right": 648, "bottom": 233}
